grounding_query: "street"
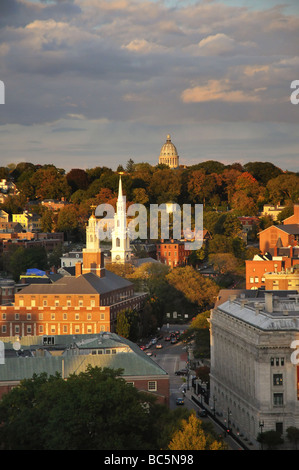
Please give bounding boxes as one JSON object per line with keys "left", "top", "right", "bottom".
{"left": 145, "top": 324, "right": 246, "bottom": 450}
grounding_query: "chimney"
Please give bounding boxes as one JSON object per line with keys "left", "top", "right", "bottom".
{"left": 75, "top": 262, "right": 82, "bottom": 277}
{"left": 265, "top": 292, "right": 273, "bottom": 313}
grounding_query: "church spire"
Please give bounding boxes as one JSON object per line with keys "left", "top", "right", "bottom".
{"left": 110, "top": 173, "right": 132, "bottom": 264}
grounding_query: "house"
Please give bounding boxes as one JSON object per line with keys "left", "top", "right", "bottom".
{"left": 246, "top": 205, "right": 299, "bottom": 289}
{"left": 12, "top": 211, "right": 41, "bottom": 232}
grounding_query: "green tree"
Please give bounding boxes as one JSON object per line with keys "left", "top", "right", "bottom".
{"left": 266, "top": 173, "right": 299, "bottom": 204}
{"left": 0, "top": 366, "right": 166, "bottom": 450}
{"left": 286, "top": 426, "right": 299, "bottom": 449}
{"left": 116, "top": 308, "right": 139, "bottom": 341}
{"left": 244, "top": 161, "right": 282, "bottom": 185}
{"left": 56, "top": 205, "right": 79, "bottom": 239}
{"left": 6, "top": 245, "right": 48, "bottom": 281}
{"left": 257, "top": 430, "right": 284, "bottom": 450}
{"left": 40, "top": 208, "right": 54, "bottom": 233}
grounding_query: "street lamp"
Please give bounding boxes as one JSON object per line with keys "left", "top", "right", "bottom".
{"left": 225, "top": 408, "right": 232, "bottom": 434}
{"left": 213, "top": 395, "right": 217, "bottom": 416}
{"left": 259, "top": 420, "right": 264, "bottom": 450}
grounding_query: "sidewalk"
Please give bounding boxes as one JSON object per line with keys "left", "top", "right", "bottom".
{"left": 184, "top": 388, "right": 260, "bottom": 451}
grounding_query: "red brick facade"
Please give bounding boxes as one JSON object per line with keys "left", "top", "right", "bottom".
{"left": 156, "top": 239, "right": 191, "bottom": 268}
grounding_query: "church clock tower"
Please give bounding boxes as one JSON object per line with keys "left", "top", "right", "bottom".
{"left": 82, "top": 205, "right": 105, "bottom": 277}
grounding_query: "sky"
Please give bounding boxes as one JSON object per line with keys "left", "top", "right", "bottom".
{"left": 0, "top": 0, "right": 298, "bottom": 172}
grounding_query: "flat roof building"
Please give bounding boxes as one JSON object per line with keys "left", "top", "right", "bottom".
{"left": 210, "top": 290, "right": 299, "bottom": 445}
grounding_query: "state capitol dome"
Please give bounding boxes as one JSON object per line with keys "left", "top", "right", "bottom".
{"left": 158, "top": 134, "right": 179, "bottom": 169}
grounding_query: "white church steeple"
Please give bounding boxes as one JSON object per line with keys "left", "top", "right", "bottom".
{"left": 111, "top": 174, "right": 132, "bottom": 263}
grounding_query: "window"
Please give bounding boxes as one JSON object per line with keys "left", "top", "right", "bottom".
{"left": 63, "top": 313, "right": 67, "bottom": 320}
{"left": 148, "top": 381, "right": 157, "bottom": 391}
{"left": 39, "top": 325, "right": 43, "bottom": 333}
{"left": 51, "top": 313, "right": 55, "bottom": 320}
{"left": 75, "top": 314, "right": 80, "bottom": 320}
{"left": 63, "top": 326, "right": 68, "bottom": 333}
{"left": 2, "top": 325, "right": 7, "bottom": 333}
{"left": 2, "top": 313, "right": 6, "bottom": 320}
{"left": 273, "top": 374, "right": 283, "bottom": 386}
{"left": 15, "top": 326, "right": 19, "bottom": 334}
{"left": 67, "top": 300, "right": 71, "bottom": 307}
{"left": 39, "top": 313, "right": 43, "bottom": 320}
{"left": 19, "top": 298, "right": 24, "bottom": 307}
{"left": 43, "top": 300, "right": 47, "bottom": 307}
{"left": 250, "top": 277, "right": 254, "bottom": 284}
{"left": 276, "top": 422, "right": 283, "bottom": 435}
{"left": 271, "top": 357, "right": 284, "bottom": 366}
{"left": 27, "top": 313, "right": 31, "bottom": 320}
{"left": 273, "top": 393, "right": 283, "bottom": 406}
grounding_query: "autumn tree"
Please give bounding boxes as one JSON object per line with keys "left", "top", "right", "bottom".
{"left": 148, "top": 169, "right": 181, "bottom": 204}
{"left": 30, "top": 166, "right": 71, "bottom": 200}
{"left": 209, "top": 253, "right": 240, "bottom": 275}
{"left": 66, "top": 168, "right": 89, "bottom": 193}
{"left": 166, "top": 266, "right": 219, "bottom": 312}
{"left": 168, "top": 413, "right": 227, "bottom": 450}
{"left": 244, "top": 161, "right": 282, "bottom": 185}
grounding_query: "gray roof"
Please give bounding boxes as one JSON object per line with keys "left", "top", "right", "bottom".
{"left": 0, "top": 333, "right": 168, "bottom": 381}
{"left": 215, "top": 291, "right": 299, "bottom": 331}
{"left": 275, "top": 224, "right": 299, "bottom": 235}
{"left": 17, "top": 270, "right": 133, "bottom": 296}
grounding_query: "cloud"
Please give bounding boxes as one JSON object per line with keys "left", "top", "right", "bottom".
{"left": 197, "top": 33, "right": 256, "bottom": 56}
{"left": 0, "top": 0, "right": 298, "bottom": 171}
{"left": 181, "top": 79, "right": 261, "bottom": 103}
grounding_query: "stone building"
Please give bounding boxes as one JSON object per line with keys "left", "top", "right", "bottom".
{"left": 209, "top": 290, "right": 299, "bottom": 444}
{"left": 158, "top": 134, "right": 179, "bottom": 168}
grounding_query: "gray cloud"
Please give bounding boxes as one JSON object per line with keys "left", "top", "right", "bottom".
{"left": 0, "top": 0, "right": 298, "bottom": 170}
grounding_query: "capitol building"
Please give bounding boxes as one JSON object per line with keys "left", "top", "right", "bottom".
{"left": 158, "top": 134, "right": 179, "bottom": 168}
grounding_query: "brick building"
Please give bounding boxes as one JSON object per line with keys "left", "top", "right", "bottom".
{"left": 0, "top": 211, "right": 147, "bottom": 337}
{"left": 156, "top": 239, "right": 192, "bottom": 268}
{"left": 246, "top": 205, "right": 299, "bottom": 289}
{"left": 0, "top": 332, "right": 169, "bottom": 405}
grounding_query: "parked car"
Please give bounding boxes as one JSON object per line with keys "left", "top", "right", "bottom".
{"left": 197, "top": 409, "right": 207, "bottom": 417}
{"left": 156, "top": 343, "right": 163, "bottom": 349}
{"left": 176, "top": 397, "right": 184, "bottom": 405}
{"left": 175, "top": 369, "right": 188, "bottom": 376}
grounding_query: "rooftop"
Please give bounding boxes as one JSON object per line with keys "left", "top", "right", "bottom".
{"left": 215, "top": 291, "right": 299, "bottom": 331}
{"left": 16, "top": 270, "right": 133, "bottom": 296}
{"left": 0, "top": 332, "right": 168, "bottom": 381}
